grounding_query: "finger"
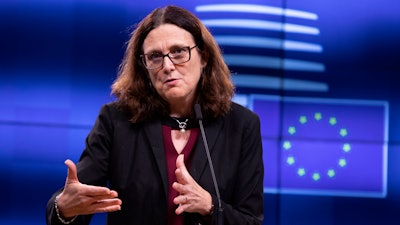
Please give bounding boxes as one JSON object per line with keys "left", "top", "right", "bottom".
{"left": 97, "top": 205, "right": 122, "bottom": 213}
{"left": 64, "top": 159, "right": 79, "bottom": 184}
{"left": 86, "top": 198, "right": 123, "bottom": 214}
{"left": 80, "top": 183, "right": 116, "bottom": 197}
{"left": 94, "top": 198, "right": 122, "bottom": 208}
{"left": 175, "top": 203, "right": 186, "bottom": 215}
{"left": 110, "top": 190, "right": 119, "bottom": 198}
{"left": 173, "top": 194, "right": 188, "bottom": 205}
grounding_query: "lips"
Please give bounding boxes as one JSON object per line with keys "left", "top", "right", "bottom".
{"left": 165, "top": 78, "right": 178, "bottom": 84}
{"left": 166, "top": 78, "right": 176, "bottom": 82}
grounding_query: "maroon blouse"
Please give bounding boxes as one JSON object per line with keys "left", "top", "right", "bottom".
{"left": 162, "top": 125, "right": 199, "bottom": 225}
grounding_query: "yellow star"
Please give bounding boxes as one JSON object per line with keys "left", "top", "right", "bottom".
{"left": 288, "top": 126, "right": 296, "bottom": 135}
{"left": 314, "top": 112, "right": 322, "bottom": 121}
{"left": 329, "top": 117, "right": 337, "bottom": 125}
{"left": 299, "top": 116, "right": 307, "bottom": 124}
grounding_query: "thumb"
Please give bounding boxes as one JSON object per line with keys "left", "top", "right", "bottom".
{"left": 175, "top": 154, "right": 189, "bottom": 184}
{"left": 64, "top": 159, "right": 79, "bottom": 184}
{"left": 176, "top": 154, "right": 186, "bottom": 171}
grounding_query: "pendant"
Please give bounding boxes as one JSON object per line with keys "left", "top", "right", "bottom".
{"left": 175, "top": 118, "right": 188, "bottom": 133}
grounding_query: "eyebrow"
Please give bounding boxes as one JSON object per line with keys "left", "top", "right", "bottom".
{"left": 143, "top": 44, "right": 192, "bottom": 54}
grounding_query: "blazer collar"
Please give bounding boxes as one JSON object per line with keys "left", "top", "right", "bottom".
{"left": 144, "top": 119, "right": 169, "bottom": 197}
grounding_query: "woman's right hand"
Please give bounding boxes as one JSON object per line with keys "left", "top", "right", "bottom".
{"left": 55, "top": 159, "right": 122, "bottom": 219}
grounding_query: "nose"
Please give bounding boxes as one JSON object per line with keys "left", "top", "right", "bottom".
{"left": 162, "top": 55, "right": 175, "bottom": 70}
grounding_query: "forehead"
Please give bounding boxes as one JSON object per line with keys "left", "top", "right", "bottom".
{"left": 142, "top": 24, "right": 194, "bottom": 52}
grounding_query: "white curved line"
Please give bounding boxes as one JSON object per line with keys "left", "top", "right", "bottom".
{"left": 224, "top": 54, "right": 325, "bottom": 72}
{"left": 232, "top": 74, "right": 328, "bottom": 92}
{"left": 215, "top": 35, "right": 323, "bottom": 52}
{"left": 202, "top": 19, "right": 320, "bottom": 35}
{"left": 196, "top": 4, "right": 318, "bottom": 20}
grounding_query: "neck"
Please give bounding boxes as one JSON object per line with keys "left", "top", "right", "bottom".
{"left": 169, "top": 102, "right": 193, "bottom": 118}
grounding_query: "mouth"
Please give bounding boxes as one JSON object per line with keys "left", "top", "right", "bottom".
{"left": 165, "top": 78, "right": 178, "bottom": 84}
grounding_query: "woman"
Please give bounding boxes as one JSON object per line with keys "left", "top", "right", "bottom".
{"left": 46, "top": 5, "right": 264, "bottom": 225}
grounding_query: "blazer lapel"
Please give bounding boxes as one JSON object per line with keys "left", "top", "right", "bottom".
{"left": 190, "top": 118, "right": 223, "bottom": 182}
{"left": 144, "top": 119, "right": 169, "bottom": 197}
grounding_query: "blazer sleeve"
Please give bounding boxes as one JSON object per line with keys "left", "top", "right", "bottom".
{"left": 214, "top": 105, "right": 264, "bottom": 225}
{"left": 46, "top": 190, "right": 93, "bottom": 225}
{"left": 200, "top": 104, "right": 264, "bottom": 225}
{"left": 46, "top": 104, "right": 115, "bottom": 225}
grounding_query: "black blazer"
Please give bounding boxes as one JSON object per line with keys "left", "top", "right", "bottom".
{"left": 46, "top": 102, "right": 264, "bottom": 225}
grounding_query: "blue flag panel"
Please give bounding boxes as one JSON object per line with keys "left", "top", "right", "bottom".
{"left": 250, "top": 95, "right": 388, "bottom": 198}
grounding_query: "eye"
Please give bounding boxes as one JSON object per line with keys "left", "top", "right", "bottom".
{"left": 170, "top": 47, "right": 187, "bottom": 58}
{"left": 147, "top": 52, "right": 162, "bottom": 61}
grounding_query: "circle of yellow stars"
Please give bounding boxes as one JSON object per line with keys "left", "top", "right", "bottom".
{"left": 283, "top": 112, "right": 351, "bottom": 182}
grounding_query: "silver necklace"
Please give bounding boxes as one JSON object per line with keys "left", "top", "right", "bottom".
{"left": 174, "top": 118, "right": 189, "bottom": 133}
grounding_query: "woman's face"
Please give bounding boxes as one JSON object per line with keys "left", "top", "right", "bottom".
{"left": 142, "top": 24, "right": 206, "bottom": 108}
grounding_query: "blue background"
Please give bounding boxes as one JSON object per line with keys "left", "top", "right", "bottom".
{"left": 1, "top": 0, "right": 399, "bottom": 225}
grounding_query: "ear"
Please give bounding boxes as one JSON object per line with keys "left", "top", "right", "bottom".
{"left": 201, "top": 53, "right": 207, "bottom": 67}
{"left": 201, "top": 53, "right": 208, "bottom": 71}
{"left": 199, "top": 49, "right": 208, "bottom": 68}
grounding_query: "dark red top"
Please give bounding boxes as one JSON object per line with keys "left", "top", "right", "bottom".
{"left": 162, "top": 125, "right": 199, "bottom": 225}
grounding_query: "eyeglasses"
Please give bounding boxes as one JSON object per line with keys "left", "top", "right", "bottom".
{"left": 140, "top": 45, "right": 197, "bottom": 70}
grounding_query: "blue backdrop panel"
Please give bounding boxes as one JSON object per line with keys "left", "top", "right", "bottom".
{"left": 0, "top": 0, "right": 400, "bottom": 225}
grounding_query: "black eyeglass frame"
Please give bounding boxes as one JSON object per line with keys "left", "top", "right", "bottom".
{"left": 140, "top": 45, "right": 198, "bottom": 70}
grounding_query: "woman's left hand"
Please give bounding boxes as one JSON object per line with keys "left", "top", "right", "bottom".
{"left": 173, "top": 154, "right": 213, "bottom": 216}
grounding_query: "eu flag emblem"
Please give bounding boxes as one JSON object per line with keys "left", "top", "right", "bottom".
{"left": 250, "top": 95, "right": 388, "bottom": 198}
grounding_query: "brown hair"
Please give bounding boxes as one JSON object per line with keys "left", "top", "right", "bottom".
{"left": 111, "top": 5, "right": 234, "bottom": 123}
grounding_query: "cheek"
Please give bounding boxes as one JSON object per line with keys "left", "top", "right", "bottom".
{"left": 148, "top": 72, "right": 160, "bottom": 84}
{"left": 193, "top": 68, "right": 202, "bottom": 82}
